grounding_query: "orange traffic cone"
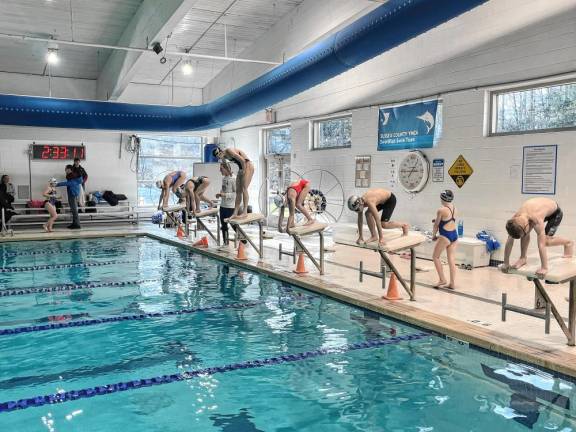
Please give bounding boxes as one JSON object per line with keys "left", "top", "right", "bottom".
{"left": 192, "top": 236, "right": 208, "bottom": 248}
{"left": 293, "top": 252, "right": 308, "bottom": 274}
{"left": 382, "top": 273, "right": 402, "bottom": 300}
{"left": 236, "top": 241, "right": 248, "bottom": 261}
{"left": 176, "top": 224, "right": 185, "bottom": 239}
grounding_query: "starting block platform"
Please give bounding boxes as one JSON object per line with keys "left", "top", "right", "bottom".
{"left": 501, "top": 256, "right": 576, "bottom": 345}
{"left": 337, "top": 230, "right": 427, "bottom": 301}
{"left": 279, "top": 222, "right": 328, "bottom": 274}
{"left": 227, "top": 213, "right": 265, "bottom": 258}
{"left": 190, "top": 207, "right": 220, "bottom": 245}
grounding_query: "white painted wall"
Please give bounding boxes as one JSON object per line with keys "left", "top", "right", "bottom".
{"left": 211, "top": 0, "right": 576, "bottom": 261}
{"left": 0, "top": 126, "right": 137, "bottom": 204}
{"left": 0, "top": 72, "right": 96, "bottom": 100}
{"left": 118, "top": 83, "right": 203, "bottom": 106}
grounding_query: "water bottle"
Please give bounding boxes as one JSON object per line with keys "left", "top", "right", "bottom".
{"left": 457, "top": 220, "right": 464, "bottom": 238}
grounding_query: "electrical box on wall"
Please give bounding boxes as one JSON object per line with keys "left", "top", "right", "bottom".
{"left": 265, "top": 108, "right": 276, "bottom": 124}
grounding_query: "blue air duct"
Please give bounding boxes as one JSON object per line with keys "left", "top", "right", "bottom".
{"left": 0, "top": 0, "right": 487, "bottom": 131}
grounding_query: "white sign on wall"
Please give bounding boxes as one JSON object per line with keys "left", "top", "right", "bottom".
{"left": 522, "top": 145, "right": 557, "bottom": 195}
{"left": 432, "top": 158, "right": 444, "bottom": 182}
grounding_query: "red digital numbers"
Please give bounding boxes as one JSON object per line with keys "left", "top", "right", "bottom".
{"left": 41, "top": 145, "right": 51, "bottom": 159}
{"left": 33, "top": 145, "right": 85, "bottom": 160}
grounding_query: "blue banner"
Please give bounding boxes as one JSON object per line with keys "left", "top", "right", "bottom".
{"left": 378, "top": 100, "right": 438, "bottom": 151}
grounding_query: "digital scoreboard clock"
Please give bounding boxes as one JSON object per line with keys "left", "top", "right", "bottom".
{"left": 31, "top": 145, "right": 86, "bottom": 161}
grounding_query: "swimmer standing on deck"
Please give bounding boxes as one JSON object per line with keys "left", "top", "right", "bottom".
{"left": 347, "top": 188, "right": 409, "bottom": 246}
{"left": 502, "top": 197, "right": 573, "bottom": 277}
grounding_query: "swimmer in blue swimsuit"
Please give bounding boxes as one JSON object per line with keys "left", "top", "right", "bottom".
{"left": 156, "top": 171, "right": 187, "bottom": 209}
{"left": 432, "top": 190, "right": 458, "bottom": 290}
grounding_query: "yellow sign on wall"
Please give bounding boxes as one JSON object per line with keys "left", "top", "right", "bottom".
{"left": 448, "top": 155, "right": 473, "bottom": 188}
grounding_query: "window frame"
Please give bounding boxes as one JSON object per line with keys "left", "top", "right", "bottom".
{"left": 489, "top": 78, "right": 576, "bottom": 137}
{"left": 136, "top": 135, "right": 205, "bottom": 207}
{"left": 263, "top": 124, "right": 292, "bottom": 156}
{"left": 310, "top": 113, "right": 352, "bottom": 151}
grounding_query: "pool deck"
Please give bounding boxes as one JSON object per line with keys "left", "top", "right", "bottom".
{"left": 2, "top": 223, "right": 576, "bottom": 378}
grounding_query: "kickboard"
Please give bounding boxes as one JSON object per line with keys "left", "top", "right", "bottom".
{"left": 504, "top": 255, "right": 576, "bottom": 284}
{"left": 338, "top": 233, "right": 426, "bottom": 253}
{"left": 289, "top": 222, "right": 328, "bottom": 236}
{"left": 194, "top": 208, "right": 219, "bottom": 218}
{"left": 226, "top": 213, "right": 265, "bottom": 225}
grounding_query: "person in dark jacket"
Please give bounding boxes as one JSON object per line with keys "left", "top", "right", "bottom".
{"left": 56, "top": 165, "right": 83, "bottom": 229}
{"left": 73, "top": 158, "right": 87, "bottom": 209}
{"left": 0, "top": 175, "right": 15, "bottom": 207}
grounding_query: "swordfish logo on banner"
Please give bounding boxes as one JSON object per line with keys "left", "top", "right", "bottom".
{"left": 378, "top": 100, "right": 439, "bottom": 151}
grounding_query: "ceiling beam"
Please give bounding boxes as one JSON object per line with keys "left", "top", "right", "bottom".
{"left": 96, "top": 0, "right": 199, "bottom": 101}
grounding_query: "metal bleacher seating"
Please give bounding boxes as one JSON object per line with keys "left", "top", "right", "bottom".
{"left": 1, "top": 200, "right": 139, "bottom": 235}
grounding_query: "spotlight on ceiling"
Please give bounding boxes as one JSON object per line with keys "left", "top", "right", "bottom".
{"left": 151, "top": 42, "right": 163, "bottom": 55}
{"left": 181, "top": 61, "right": 193, "bottom": 76}
{"left": 46, "top": 48, "right": 59, "bottom": 65}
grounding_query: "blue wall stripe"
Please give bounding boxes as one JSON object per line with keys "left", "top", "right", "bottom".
{"left": 0, "top": 301, "right": 262, "bottom": 337}
{"left": 0, "top": 332, "right": 429, "bottom": 413}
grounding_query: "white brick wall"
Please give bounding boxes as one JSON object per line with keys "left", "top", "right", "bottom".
{"left": 215, "top": 0, "right": 576, "bottom": 260}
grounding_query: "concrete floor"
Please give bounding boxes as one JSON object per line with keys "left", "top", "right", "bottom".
{"left": 2, "top": 221, "right": 576, "bottom": 377}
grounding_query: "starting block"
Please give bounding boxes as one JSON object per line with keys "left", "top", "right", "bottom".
{"left": 226, "top": 213, "right": 265, "bottom": 259}
{"left": 190, "top": 208, "right": 220, "bottom": 246}
{"left": 337, "top": 230, "right": 427, "bottom": 301}
{"left": 279, "top": 223, "right": 328, "bottom": 274}
{"left": 160, "top": 204, "right": 186, "bottom": 228}
{"left": 501, "top": 256, "right": 576, "bottom": 346}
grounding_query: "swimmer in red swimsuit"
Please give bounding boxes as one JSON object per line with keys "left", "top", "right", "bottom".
{"left": 276, "top": 178, "right": 315, "bottom": 233}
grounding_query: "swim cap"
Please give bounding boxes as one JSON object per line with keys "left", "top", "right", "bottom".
{"left": 155, "top": 180, "right": 163, "bottom": 189}
{"left": 273, "top": 194, "right": 286, "bottom": 208}
{"left": 440, "top": 190, "right": 454, "bottom": 202}
{"left": 347, "top": 195, "right": 362, "bottom": 212}
{"left": 49, "top": 178, "right": 57, "bottom": 186}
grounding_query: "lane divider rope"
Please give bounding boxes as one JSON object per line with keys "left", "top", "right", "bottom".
{"left": 0, "top": 260, "right": 138, "bottom": 273}
{"left": 1, "top": 247, "right": 192, "bottom": 258}
{"left": 0, "top": 332, "right": 429, "bottom": 413}
{"left": 0, "top": 279, "right": 160, "bottom": 297}
{"left": 0, "top": 301, "right": 262, "bottom": 336}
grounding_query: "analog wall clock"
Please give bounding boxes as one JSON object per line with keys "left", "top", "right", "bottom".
{"left": 397, "top": 150, "right": 430, "bottom": 193}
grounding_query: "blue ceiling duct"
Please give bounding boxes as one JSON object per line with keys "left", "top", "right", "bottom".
{"left": 0, "top": 0, "right": 487, "bottom": 132}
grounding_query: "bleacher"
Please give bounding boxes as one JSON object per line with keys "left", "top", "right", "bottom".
{"left": 2, "top": 200, "right": 139, "bottom": 234}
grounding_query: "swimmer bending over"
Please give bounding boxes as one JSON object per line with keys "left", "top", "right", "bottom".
{"left": 157, "top": 171, "right": 186, "bottom": 209}
{"left": 347, "top": 188, "right": 409, "bottom": 245}
{"left": 502, "top": 197, "right": 573, "bottom": 277}
{"left": 184, "top": 176, "right": 214, "bottom": 214}
{"left": 276, "top": 178, "right": 315, "bottom": 233}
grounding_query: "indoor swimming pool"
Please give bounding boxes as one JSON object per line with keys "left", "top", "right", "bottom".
{"left": 0, "top": 236, "right": 574, "bottom": 431}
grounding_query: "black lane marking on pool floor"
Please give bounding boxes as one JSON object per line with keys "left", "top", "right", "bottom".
{"left": 0, "top": 332, "right": 429, "bottom": 413}
{"left": 0, "top": 301, "right": 262, "bottom": 337}
{"left": 0, "top": 260, "right": 139, "bottom": 273}
{"left": 0, "top": 279, "right": 161, "bottom": 297}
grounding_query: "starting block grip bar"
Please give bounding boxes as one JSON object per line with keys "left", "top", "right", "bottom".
{"left": 279, "top": 243, "right": 296, "bottom": 264}
{"left": 358, "top": 261, "right": 387, "bottom": 289}
{"left": 502, "top": 292, "right": 551, "bottom": 334}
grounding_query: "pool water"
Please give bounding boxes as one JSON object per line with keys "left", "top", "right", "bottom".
{"left": 0, "top": 236, "right": 575, "bottom": 432}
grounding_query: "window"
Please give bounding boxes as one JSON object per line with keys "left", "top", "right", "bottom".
{"left": 265, "top": 126, "right": 291, "bottom": 154}
{"left": 137, "top": 135, "right": 204, "bottom": 207}
{"left": 312, "top": 115, "right": 352, "bottom": 150}
{"left": 492, "top": 81, "right": 576, "bottom": 135}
